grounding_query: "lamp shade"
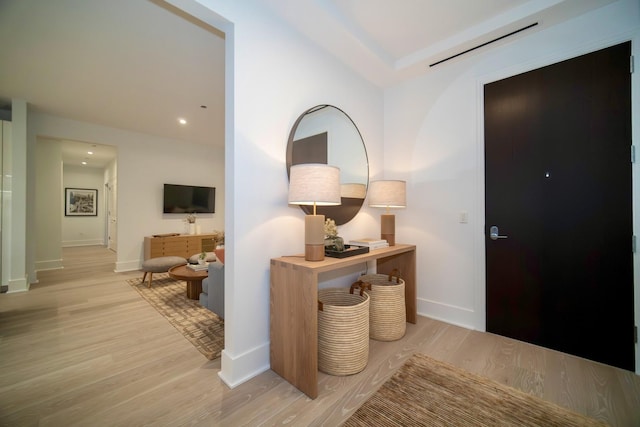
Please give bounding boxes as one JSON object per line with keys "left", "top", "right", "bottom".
{"left": 288, "top": 164, "right": 341, "bottom": 206}
{"left": 340, "top": 183, "right": 366, "bottom": 199}
{"left": 368, "top": 180, "right": 406, "bottom": 208}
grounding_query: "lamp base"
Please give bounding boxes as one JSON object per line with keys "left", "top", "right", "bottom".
{"left": 305, "top": 244, "right": 325, "bottom": 262}
{"left": 381, "top": 214, "right": 396, "bottom": 246}
{"left": 305, "top": 214, "right": 325, "bottom": 261}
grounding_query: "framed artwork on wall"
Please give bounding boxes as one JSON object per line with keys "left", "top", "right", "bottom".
{"left": 65, "top": 188, "right": 98, "bottom": 216}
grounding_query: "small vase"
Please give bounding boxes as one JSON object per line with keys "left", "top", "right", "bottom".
{"left": 324, "top": 236, "right": 345, "bottom": 252}
{"left": 198, "top": 258, "right": 206, "bottom": 265}
{"left": 189, "top": 223, "right": 196, "bottom": 235}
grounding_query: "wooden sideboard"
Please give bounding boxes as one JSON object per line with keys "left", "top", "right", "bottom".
{"left": 270, "top": 244, "right": 416, "bottom": 399}
{"left": 143, "top": 234, "right": 218, "bottom": 260}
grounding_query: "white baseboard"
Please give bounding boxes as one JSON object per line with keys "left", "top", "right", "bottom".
{"left": 7, "top": 276, "right": 29, "bottom": 293}
{"left": 35, "top": 259, "right": 64, "bottom": 271}
{"left": 62, "top": 239, "right": 105, "bottom": 247}
{"left": 417, "top": 297, "right": 477, "bottom": 331}
{"left": 115, "top": 259, "right": 142, "bottom": 273}
{"left": 218, "top": 343, "right": 271, "bottom": 389}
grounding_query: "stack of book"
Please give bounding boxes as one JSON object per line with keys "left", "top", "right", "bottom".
{"left": 187, "top": 262, "right": 209, "bottom": 271}
{"left": 348, "top": 238, "right": 389, "bottom": 250}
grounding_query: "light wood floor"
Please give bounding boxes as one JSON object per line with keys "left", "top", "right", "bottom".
{"left": 1, "top": 246, "right": 639, "bottom": 426}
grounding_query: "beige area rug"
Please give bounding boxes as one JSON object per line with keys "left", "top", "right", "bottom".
{"left": 127, "top": 273, "right": 224, "bottom": 360}
{"left": 344, "top": 353, "right": 606, "bottom": 427}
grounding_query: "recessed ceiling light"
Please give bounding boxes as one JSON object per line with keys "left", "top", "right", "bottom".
{"left": 178, "top": 118, "right": 187, "bottom": 125}
{"left": 82, "top": 161, "right": 87, "bottom": 165}
{"left": 87, "top": 151, "right": 94, "bottom": 155}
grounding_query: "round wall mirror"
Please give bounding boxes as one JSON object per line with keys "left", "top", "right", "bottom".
{"left": 286, "top": 105, "right": 369, "bottom": 225}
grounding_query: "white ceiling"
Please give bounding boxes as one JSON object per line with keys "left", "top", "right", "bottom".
{"left": 0, "top": 0, "right": 225, "bottom": 168}
{"left": 265, "top": 0, "right": 617, "bottom": 86}
{"left": 0, "top": 0, "right": 616, "bottom": 167}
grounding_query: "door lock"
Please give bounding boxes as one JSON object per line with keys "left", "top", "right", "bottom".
{"left": 490, "top": 225, "right": 508, "bottom": 240}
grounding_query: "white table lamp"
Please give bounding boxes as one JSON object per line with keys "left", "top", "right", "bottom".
{"left": 289, "top": 164, "right": 341, "bottom": 261}
{"left": 368, "top": 180, "right": 406, "bottom": 246}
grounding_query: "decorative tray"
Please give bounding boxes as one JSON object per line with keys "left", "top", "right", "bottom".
{"left": 325, "top": 245, "right": 370, "bottom": 258}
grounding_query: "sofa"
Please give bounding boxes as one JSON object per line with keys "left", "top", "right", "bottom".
{"left": 199, "top": 260, "right": 224, "bottom": 319}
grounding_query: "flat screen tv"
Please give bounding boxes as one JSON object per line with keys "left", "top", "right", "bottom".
{"left": 163, "top": 184, "right": 215, "bottom": 214}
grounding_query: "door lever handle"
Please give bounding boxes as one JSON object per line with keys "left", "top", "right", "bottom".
{"left": 490, "top": 225, "right": 508, "bottom": 241}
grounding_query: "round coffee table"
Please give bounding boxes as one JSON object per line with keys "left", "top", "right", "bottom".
{"left": 168, "top": 264, "right": 209, "bottom": 300}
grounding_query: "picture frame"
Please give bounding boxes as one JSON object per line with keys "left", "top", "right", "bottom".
{"left": 65, "top": 188, "right": 98, "bottom": 216}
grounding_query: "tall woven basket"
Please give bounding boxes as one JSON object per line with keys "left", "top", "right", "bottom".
{"left": 317, "top": 284, "right": 370, "bottom": 376}
{"left": 359, "top": 270, "right": 406, "bottom": 341}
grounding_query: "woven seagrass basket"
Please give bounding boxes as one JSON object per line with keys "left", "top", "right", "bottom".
{"left": 358, "top": 270, "right": 406, "bottom": 341}
{"left": 317, "top": 284, "right": 370, "bottom": 376}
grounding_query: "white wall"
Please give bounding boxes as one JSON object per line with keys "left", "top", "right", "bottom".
{"left": 385, "top": 0, "right": 640, "bottom": 370}
{"left": 9, "top": 99, "right": 27, "bottom": 293}
{"left": 104, "top": 157, "right": 117, "bottom": 251}
{"left": 173, "top": 0, "right": 385, "bottom": 387}
{"left": 35, "top": 137, "right": 62, "bottom": 270}
{"left": 30, "top": 113, "right": 225, "bottom": 272}
{"left": 1, "top": 120, "right": 12, "bottom": 287}
{"left": 62, "top": 165, "right": 105, "bottom": 247}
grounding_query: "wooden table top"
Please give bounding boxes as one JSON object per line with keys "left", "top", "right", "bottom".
{"left": 167, "top": 264, "right": 208, "bottom": 281}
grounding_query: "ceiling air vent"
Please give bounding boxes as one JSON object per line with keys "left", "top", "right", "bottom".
{"left": 429, "top": 22, "right": 539, "bottom": 68}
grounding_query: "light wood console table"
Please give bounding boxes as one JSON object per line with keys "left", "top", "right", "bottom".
{"left": 270, "top": 244, "right": 416, "bottom": 399}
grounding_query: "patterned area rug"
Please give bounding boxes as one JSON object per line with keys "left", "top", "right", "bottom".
{"left": 127, "top": 273, "right": 224, "bottom": 360}
{"left": 345, "top": 353, "right": 606, "bottom": 427}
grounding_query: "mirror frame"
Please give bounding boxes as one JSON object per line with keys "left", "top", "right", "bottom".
{"left": 286, "top": 104, "right": 369, "bottom": 225}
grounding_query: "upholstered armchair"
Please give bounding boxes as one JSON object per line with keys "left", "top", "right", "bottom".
{"left": 199, "top": 260, "right": 224, "bottom": 319}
